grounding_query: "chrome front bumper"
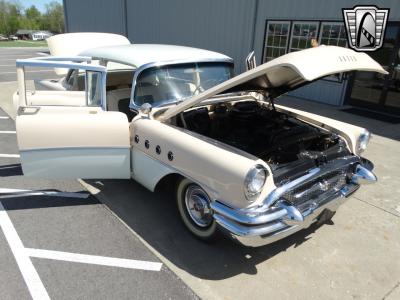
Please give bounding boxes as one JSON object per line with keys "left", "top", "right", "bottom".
{"left": 211, "top": 158, "right": 376, "bottom": 247}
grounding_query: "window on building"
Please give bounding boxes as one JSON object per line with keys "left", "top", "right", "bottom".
{"left": 263, "top": 21, "right": 290, "bottom": 62}
{"left": 289, "top": 21, "right": 319, "bottom": 52}
{"left": 319, "top": 22, "right": 348, "bottom": 82}
{"left": 319, "top": 22, "right": 347, "bottom": 47}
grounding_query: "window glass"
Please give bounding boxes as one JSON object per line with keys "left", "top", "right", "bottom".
{"left": 86, "top": 71, "right": 103, "bottom": 106}
{"left": 318, "top": 22, "right": 348, "bottom": 81}
{"left": 134, "top": 62, "right": 233, "bottom": 106}
{"left": 263, "top": 21, "right": 290, "bottom": 62}
{"left": 318, "top": 22, "right": 347, "bottom": 47}
{"left": 66, "top": 69, "right": 85, "bottom": 91}
{"left": 289, "top": 21, "right": 319, "bottom": 52}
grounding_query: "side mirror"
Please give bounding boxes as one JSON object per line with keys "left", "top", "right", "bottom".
{"left": 246, "top": 51, "right": 257, "bottom": 71}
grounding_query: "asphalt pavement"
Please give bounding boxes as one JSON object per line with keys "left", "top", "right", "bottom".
{"left": 0, "top": 48, "right": 56, "bottom": 82}
{"left": 0, "top": 48, "right": 198, "bottom": 300}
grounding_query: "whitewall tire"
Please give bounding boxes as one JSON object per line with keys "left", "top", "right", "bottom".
{"left": 176, "top": 178, "right": 218, "bottom": 241}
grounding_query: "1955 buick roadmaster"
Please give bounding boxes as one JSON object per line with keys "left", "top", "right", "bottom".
{"left": 13, "top": 33, "right": 385, "bottom": 247}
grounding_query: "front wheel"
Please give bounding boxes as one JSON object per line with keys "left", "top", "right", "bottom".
{"left": 176, "top": 178, "right": 218, "bottom": 241}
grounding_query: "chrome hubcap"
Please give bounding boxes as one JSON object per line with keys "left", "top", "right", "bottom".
{"left": 184, "top": 185, "right": 213, "bottom": 227}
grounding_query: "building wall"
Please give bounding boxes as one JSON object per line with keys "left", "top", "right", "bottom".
{"left": 64, "top": 0, "right": 257, "bottom": 72}
{"left": 125, "top": 0, "right": 257, "bottom": 72}
{"left": 63, "top": 0, "right": 400, "bottom": 106}
{"left": 64, "top": 0, "right": 126, "bottom": 35}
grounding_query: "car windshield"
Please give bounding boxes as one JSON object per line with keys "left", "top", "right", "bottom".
{"left": 134, "top": 62, "right": 233, "bottom": 106}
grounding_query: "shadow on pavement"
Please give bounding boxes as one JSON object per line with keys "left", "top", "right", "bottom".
{"left": 0, "top": 164, "right": 23, "bottom": 177}
{"left": 1, "top": 192, "right": 99, "bottom": 211}
{"left": 87, "top": 178, "right": 327, "bottom": 280}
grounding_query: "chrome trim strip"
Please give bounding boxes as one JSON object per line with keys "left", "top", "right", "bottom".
{"left": 211, "top": 201, "right": 287, "bottom": 225}
{"left": 214, "top": 214, "right": 287, "bottom": 237}
{"left": 129, "top": 58, "right": 234, "bottom": 112}
{"left": 16, "top": 56, "right": 102, "bottom": 71}
{"left": 16, "top": 56, "right": 108, "bottom": 110}
{"left": 19, "top": 146, "right": 130, "bottom": 153}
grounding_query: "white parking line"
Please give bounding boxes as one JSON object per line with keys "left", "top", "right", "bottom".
{"left": 25, "top": 248, "right": 163, "bottom": 271}
{"left": 0, "top": 131, "right": 16, "bottom": 134}
{"left": 0, "top": 116, "right": 10, "bottom": 119}
{"left": 0, "top": 154, "right": 20, "bottom": 158}
{"left": 0, "top": 201, "right": 50, "bottom": 300}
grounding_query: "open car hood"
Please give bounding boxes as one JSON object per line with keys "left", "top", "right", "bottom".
{"left": 46, "top": 32, "right": 130, "bottom": 75}
{"left": 159, "top": 46, "right": 387, "bottom": 121}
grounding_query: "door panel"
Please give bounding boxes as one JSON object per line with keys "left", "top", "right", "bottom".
{"left": 16, "top": 107, "right": 131, "bottom": 179}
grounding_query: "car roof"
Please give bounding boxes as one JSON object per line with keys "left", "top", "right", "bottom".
{"left": 79, "top": 44, "right": 233, "bottom": 68}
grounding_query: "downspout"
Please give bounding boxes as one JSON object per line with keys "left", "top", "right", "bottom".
{"left": 123, "top": 0, "right": 129, "bottom": 38}
{"left": 250, "top": 0, "right": 259, "bottom": 63}
{"left": 62, "top": 0, "right": 69, "bottom": 32}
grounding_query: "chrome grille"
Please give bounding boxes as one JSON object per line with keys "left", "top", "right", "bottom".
{"left": 282, "top": 169, "right": 349, "bottom": 206}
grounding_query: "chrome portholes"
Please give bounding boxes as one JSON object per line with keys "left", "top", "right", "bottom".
{"left": 168, "top": 151, "right": 174, "bottom": 161}
{"left": 156, "top": 145, "right": 161, "bottom": 155}
{"left": 134, "top": 135, "right": 139, "bottom": 143}
{"left": 184, "top": 184, "right": 213, "bottom": 227}
{"left": 144, "top": 140, "right": 150, "bottom": 149}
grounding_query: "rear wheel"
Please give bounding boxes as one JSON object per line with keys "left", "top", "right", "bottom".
{"left": 176, "top": 178, "right": 218, "bottom": 241}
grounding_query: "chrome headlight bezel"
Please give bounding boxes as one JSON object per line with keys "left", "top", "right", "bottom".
{"left": 357, "top": 130, "right": 371, "bottom": 154}
{"left": 244, "top": 165, "right": 268, "bottom": 202}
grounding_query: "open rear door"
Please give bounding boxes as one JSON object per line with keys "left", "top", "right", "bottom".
{"left": 15, "top": 56, "right": 131, "bottom": 179}
{"left": 16, "top": 107, "right": 130, "bottom": 179}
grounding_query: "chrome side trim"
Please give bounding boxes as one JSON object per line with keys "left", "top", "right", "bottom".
{"left": 19, "top": 146, "right": 130, "bottom": 153}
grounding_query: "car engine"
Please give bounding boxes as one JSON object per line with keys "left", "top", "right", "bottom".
{"left": 176, "top": 101, "right": 351, "bottom": 184}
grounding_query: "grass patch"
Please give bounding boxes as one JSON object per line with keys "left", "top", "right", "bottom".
{"left": 0, "top": 40, "right": 47, "bottom": 47}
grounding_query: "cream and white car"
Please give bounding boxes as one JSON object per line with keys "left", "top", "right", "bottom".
{"left": 14, "top": 33, "right": 385, "bottom": 247}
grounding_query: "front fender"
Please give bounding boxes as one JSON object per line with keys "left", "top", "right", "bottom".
{"left": 130, "top": 118, "right": 276, "bottom": 209}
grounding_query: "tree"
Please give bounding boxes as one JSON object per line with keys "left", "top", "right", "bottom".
{"left": 43, "top": 1, "right": 64, "bottom": 33}
{"left": 0, "top": 0, "right": 23, "bottom": 35}
{"left": 22, "top": 5, "right": 41, "bottom": 30}
{"left": 0, "top": 0, "right": 65, "bottom": 35}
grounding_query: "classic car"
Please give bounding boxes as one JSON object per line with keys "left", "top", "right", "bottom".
{"left": 13, "top": 33, "right": 385, "bottom": 247}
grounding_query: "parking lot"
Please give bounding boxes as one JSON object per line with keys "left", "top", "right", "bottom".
{"left": 0, "top": 47, "right": 400, "bottom": 300}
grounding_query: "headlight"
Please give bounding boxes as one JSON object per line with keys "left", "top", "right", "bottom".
{"left": 244, "top": 165, "right": 268, "bottom": 202}
{"left": 357, "top": 130, "right": 370, "bottom": 154}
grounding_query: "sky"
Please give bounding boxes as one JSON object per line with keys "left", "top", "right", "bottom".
{"left": 18, "top": 0, "right": 62, "bottom": 12}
